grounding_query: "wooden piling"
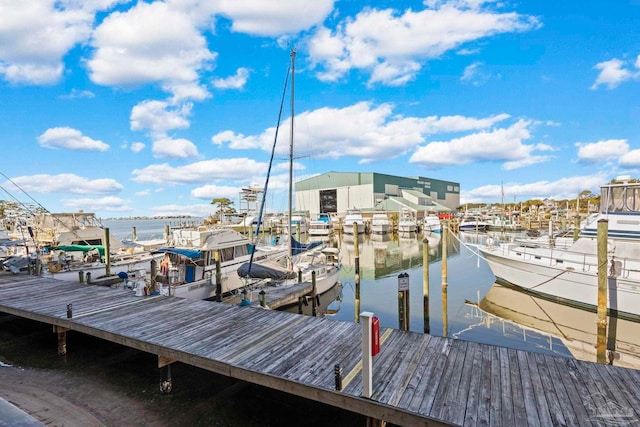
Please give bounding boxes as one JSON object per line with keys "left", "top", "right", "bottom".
{"left": 423, "top": 238, "right": 430, "bottom": 334}
{"left": 596, "top": 219, "right": 608, "bottom": 364}
{"left": 397, "top": 273, "right": 409, "bottom": 331}
{"left": 55, "top": 326, "right": 68, "bottom": 355}
{"left": 311, "top": 271, "right": 317, "bottom": 317}
{"left": 441, "top": 223, "right": 448, "bottom": 337}
{"left": 150, "top": 259, "right": 157, "bottom": 291}
{"left": 215, "top": 250, "right": 222, "bottom": 302}
{"left": 573, "top": 215, "right": 580, "bottom": 241}
{"left": 354, "top": 224, "right": 361, "bottom": 324}
{"left": 104, "top": 227, "right": 111, "bottom": 276}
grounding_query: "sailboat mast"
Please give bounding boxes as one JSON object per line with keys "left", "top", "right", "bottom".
{"left": 288, "top": 49, "right": 296, "bottom": 264}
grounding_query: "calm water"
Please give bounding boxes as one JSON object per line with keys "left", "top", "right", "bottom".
{"left": 103, "top": 219, "right": 574, "bottom": 357}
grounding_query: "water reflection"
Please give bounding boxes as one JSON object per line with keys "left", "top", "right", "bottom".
{"left": 324, "top": 228, "right": 640, "bottom": 367}
{"left": 470, "top": 283, "right": 640, "bottom": 369}
{"left": 282, "top": 282, "right": 344, "bottom": 318}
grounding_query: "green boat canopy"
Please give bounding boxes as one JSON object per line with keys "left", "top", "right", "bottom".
{"left": 50, "top": 245, "right": 105, "bottom": 257}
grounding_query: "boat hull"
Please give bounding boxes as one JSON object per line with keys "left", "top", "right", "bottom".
{"left": 479, "top": 246, "right": 640, "bottom": 320}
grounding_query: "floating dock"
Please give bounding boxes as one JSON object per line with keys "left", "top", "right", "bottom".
{"left": 0, "top": 273, "right": 639, "bottom": 426}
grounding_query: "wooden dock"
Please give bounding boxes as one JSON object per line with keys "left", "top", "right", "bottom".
{"left": 1, "top": 273, "right": 639, "bottom": 426}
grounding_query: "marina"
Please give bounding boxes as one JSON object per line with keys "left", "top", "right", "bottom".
{"left": 1, "top": 272, "right": 640, "bottom": 426}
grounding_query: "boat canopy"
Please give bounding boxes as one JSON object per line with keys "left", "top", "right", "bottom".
{"left": 153, "top": 247, "right": 201, "bottom": 259}
{"left": 50, "top": 245, "right": 105, "bottom": 257}
{"left": 237, "top": 262, "right": 296, "bottom": 280}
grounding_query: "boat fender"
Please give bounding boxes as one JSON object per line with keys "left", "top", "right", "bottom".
{"left": 48, "top": 261, "right": 62, "bottom": 273}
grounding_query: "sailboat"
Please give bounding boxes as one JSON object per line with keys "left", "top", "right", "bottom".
{"left": 237, "top": 49, "right": 341, "bottom": 299}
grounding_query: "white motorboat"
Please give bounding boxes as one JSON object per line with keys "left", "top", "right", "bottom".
{"left": 32, "top": 212, "right": 160, "bottom": 281}
{"left": 281, "top": 213, "right": 310, "bottom": 236}
{"left": 478, "top": 176, "right": 640, "bottom": 320}
{"left": 343, "top": 209, "right": 365, "bottom": 234}
{"left": 155, "top": 227, "right": 286, "bottom": 300}
{"left": 459, "top": 215, "right": 489, "bottom": 232}
{"left": 308, "top": 213, "right": 333, "bottom": 236}
{"left": 370, "top": 213, "right": 391, "bottom": 234}
{"left": 421, "top": 214, "right": 442, "bottom": 233}
{"left": 397, "top": 208, "right": 417, "bottom": 233}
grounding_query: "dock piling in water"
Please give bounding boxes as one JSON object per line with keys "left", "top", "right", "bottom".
{"left": 423, "top": 238, "right": 430, "bottom": 334}
{"left": 597, "top": 219, "right": 608, "bottom": 364}
{"left": 441, "top": 223, "right": 449, "bottom": 337}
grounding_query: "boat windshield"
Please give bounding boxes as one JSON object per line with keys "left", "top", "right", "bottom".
{"left": 602, "top": 183, "right": 640, "bottom": 213}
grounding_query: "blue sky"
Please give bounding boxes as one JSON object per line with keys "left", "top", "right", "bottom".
{"left": 1, "top": 0, "right": 640, "bottom": 218}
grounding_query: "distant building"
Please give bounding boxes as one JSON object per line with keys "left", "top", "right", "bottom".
{"left": 295, "top": 172, "right": 460, "bottom": 217}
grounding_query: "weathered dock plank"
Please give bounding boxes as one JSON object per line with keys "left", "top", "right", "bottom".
{"left": 1, "top": 272, "right": 640, "bottom": 427}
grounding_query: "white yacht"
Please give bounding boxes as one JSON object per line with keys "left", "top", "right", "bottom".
{"left": 370, "top": 213, "right": 391, "bottom": 234}
{"left": 342, "top": 209, "right": 365, "bottom": 234}
{"left": 308, "top": 213, "right": 333, "bottom": 236}
{"left": 397, "top": 208, "right": 417, "bottom": 233}
{"left": 479, "top": 176, "right": 640, "bottom": 320}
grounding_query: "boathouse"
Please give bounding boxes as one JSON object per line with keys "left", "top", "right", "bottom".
{"left": 294, "top": 172, "right": 459, "bottom": 217}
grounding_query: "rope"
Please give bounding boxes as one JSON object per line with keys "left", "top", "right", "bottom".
{"left": 448, "top": 225, "right": 573, "bottom": 291}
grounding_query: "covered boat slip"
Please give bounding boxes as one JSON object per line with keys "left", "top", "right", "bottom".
{"left": 1, "top": 275, "right": 640, "bottom": 426}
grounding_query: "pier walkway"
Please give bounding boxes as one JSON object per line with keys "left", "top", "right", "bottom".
{"left": 1, "top": 273, "right": 639, "bottom": 426}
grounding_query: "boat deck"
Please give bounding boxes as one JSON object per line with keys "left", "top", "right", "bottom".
{"left": 1, "top": 272, "right": 639, "bottom": 426}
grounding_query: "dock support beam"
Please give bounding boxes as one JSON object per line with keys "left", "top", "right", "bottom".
{"left": 54, "top": 326, "right": 69, "bottom": 356}
{"left": 158, "top": 356, "right": 175, "bottom": 394}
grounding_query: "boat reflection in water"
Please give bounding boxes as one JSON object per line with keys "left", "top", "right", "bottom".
{"left": 341, "top": 231, "right": 448, "bottom": 280}
{"left": 471, "top": 283, "right": 640, "bottom": 369}
{"left": 282, "top": 282, "right": 343, "bottom": 318}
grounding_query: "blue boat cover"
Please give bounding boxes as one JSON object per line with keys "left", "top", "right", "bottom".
{"left": 290, "top": 236, "right": 322, "bottom": 255}
{"left": 153, "top": 247, "right": 202, "bottom": 259}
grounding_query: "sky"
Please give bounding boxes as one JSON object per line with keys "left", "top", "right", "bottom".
{"left": 1, "top": 0, "right": 640, "bottom": 219}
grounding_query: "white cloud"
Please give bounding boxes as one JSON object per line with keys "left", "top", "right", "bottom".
{"left": 191, "top": 184, "right": 243, "bottom": 200}
{"left": 150, "top": 203, "right": 216, "bottom": 218}
{"left": 5, "top": 174, "right": 122, "bottom": 195}
{"left": 461, "top": 61, "right": 492, "bottom": 85}
{"left": 307, "top": 4, "right": 539, "bottom": 85}
{"left": 87, "top": 1, "right": 216, "bottom": 100}
{"left": 152, "top": 137, "right": 199, "bottom": 159}
{"left": 38, "top": 127, "right": 110, "bottom": 151}
{"left": 60, "top": 89, "right": 95, "bottom": 99}
{"left": 61, "top": 196, "right": 132, "bottom": 212}
{"left": 131, "top": 158, "right": 268, "bottom": 184}
{"left": 214, "top": 0, "right": 335, "bottom": 36}
{"left": 463, "top": 174, "right": 609, "bottom": 203}
{"left": 212, "top": 67, "right": 250, "bottom": 89}
{"left": 409, "top": 119, "right": 545, "bottom": 169}
{"left": 0, "top": 1, "right": 119, "bottom": 84}
{"left": 591, "top": 56, "right": 640, "bottom": 89}
{"left": 575, "top": 139, "right": 629, "bottom": 163}
{"left": 130, "top": 100, "right": 192, "bottom": 136}
{"left": 213, "top": 101, "right": 511, "bottom": 163}
{"left": 130, "top": 142, "right": 145, "bottom": 153}
{"left": 619, "top": 149, "right": 640, "bottom": 167}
